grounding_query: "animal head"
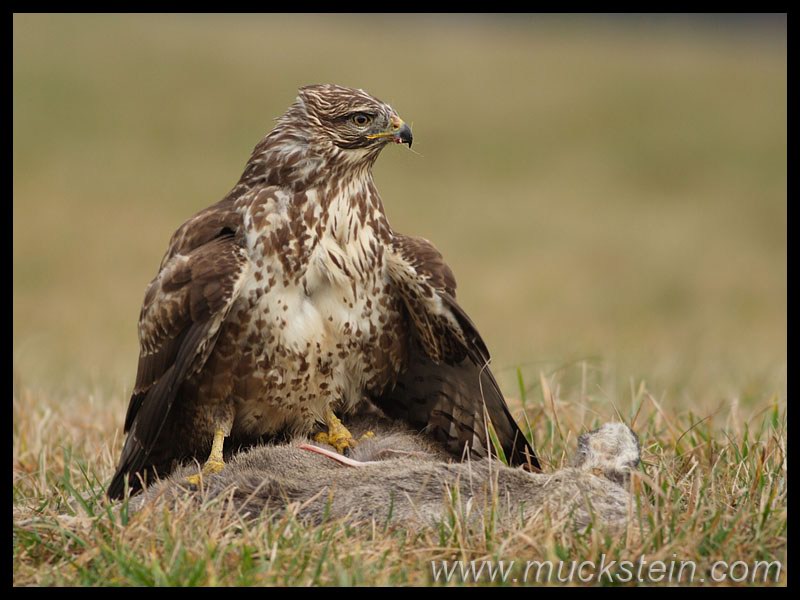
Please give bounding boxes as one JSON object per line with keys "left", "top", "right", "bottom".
{"left": 296, "top": 83, "right": 412, "bottom": 153}
{"left": 240, "top": 84, "right": 412, "bottom": 191}
{"left": 571, "top": 423, "right": 641, "bottom": 486}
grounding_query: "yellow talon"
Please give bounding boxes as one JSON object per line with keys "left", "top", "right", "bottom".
{"left": 185, "top": 428, "right": 226, "bottom": 487}
{"left": 314, "top": 409, "right": 365, "bottom": 454}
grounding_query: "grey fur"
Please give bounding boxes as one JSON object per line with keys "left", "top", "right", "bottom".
{"left": 571, "top": 423, "right": 641, "bottom": 487}
{"left": 128, "top": 416, "right": 641, "bottom": 530}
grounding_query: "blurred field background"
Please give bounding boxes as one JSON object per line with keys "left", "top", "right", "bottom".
{"left": 13, "top": 14, "right": 786, "bottom": 585}
{"left": 14, "top": 14, "right": 785, "bottom": 407}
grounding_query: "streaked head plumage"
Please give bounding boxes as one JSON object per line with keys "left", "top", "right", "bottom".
{"left": 293, "top": 83, "right": 412, "bottom": 151}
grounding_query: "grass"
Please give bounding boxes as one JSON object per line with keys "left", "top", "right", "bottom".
{"left": 13, "top": 365, "right": 786, "bottom": 585}
{"left": 13, "top": 15, "right": 786, "bottom": 586}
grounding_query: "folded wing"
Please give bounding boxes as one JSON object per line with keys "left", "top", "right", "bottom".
{"left": 373, "top": 234, "right": 540, "bottom": 470}
{"left": 107, "top": 228, "right": 249, "bottom": 499}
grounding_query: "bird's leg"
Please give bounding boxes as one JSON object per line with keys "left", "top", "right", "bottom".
{"left": 186, "top": 411, "right": 233, "bottom": 487}
{"left": 186, "top": 428, "right": 227, "bottom": 487}
{"left": 314, "top": 407, "right": 368, "bottom": 454}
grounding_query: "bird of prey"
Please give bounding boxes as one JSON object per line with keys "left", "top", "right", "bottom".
{"left": 107, "top": 84, "right": 539, "bottom": 500}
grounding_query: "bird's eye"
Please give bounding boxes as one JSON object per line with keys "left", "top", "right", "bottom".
{"left": 351, "top": 113, "right": 372, "bottom": 127}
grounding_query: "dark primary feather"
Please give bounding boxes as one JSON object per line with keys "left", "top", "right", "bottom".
{"left": 375, "top": 235, "right": 540, "bottom": 471}
{"left": 108, "top": 225, "right": 249, "bottom": 499}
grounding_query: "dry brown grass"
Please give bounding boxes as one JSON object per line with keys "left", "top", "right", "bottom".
{"left": 13, "top": 368, "right": 786, "bottom": 585}
{"left": 13, "top": 15, "right": 786, "bottom": 585}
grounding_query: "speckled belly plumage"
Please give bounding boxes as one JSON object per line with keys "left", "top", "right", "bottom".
{"left": 184, "top": 188, "right": 407, "bottom": 443}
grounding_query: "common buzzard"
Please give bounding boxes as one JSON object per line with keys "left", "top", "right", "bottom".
{"left": 108, "top": 84, "right": 539, "bottom": 499}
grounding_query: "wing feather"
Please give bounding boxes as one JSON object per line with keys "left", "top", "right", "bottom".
{"left": 108, "top": 225, "right": 249, "bottom": 499}
{"left": 375, "top": 234, "right": 540, "bottom": 471}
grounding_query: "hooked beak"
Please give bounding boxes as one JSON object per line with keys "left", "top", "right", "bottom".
{"left": 394, "top": 122, "right": 413, "bottom": 147}
{"left": 367, "top": 114, "right": 413, "bottom": 148}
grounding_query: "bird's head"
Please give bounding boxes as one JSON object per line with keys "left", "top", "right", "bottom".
{"left": 239, "top": 84, "right": 412, "bottom": 192}
{"left": 296, "top": 83, "right": 413, "bottom": 155}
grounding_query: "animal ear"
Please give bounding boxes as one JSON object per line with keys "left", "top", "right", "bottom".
{"left": 571, "top": 432, "right": 591, "bottom": 468}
